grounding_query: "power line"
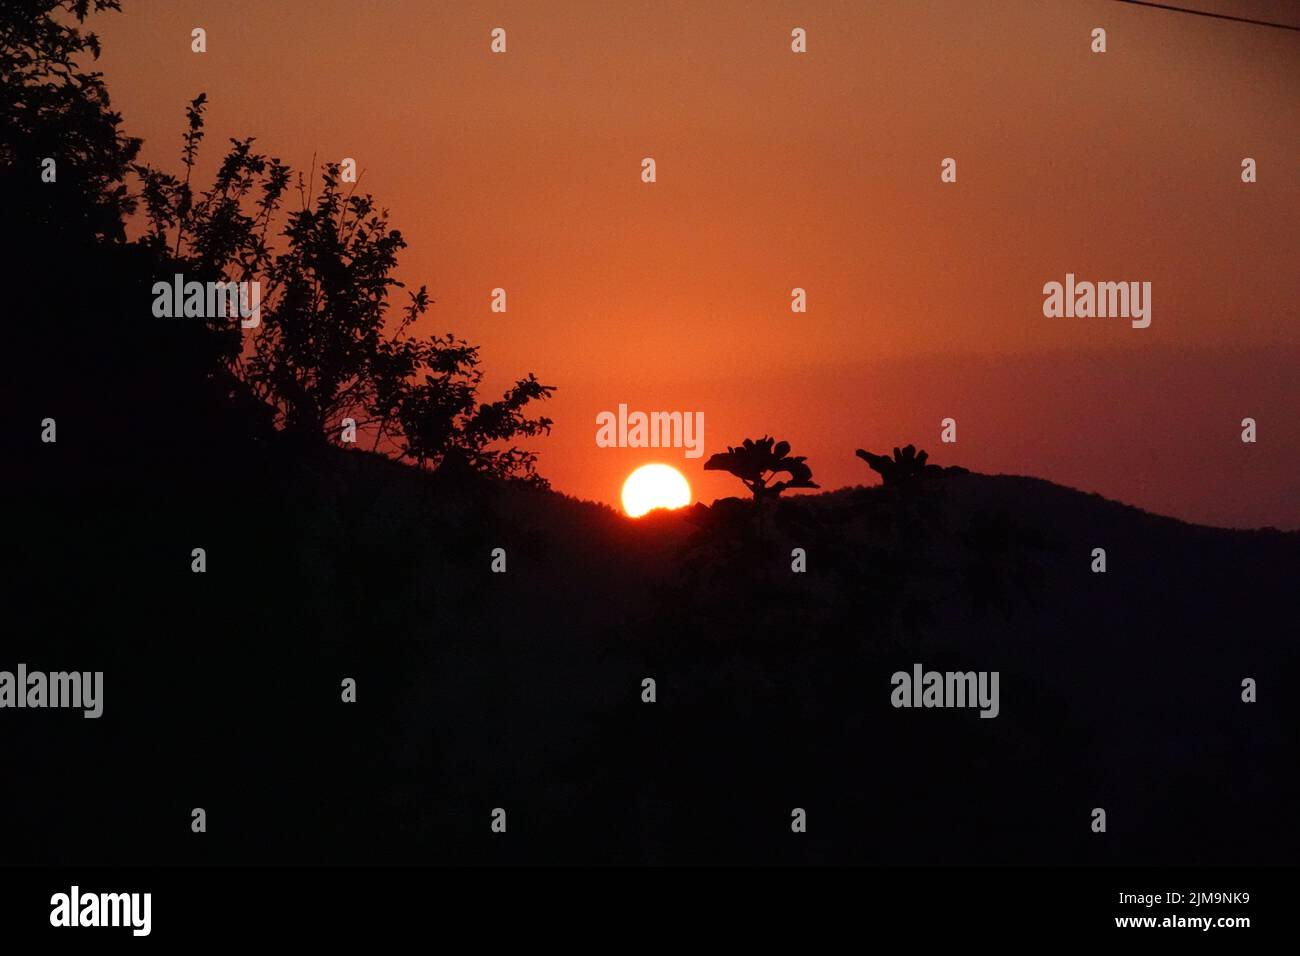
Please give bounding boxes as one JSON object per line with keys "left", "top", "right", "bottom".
{"left": 1109, "top": 0, "right": 1300, "bottom": 32}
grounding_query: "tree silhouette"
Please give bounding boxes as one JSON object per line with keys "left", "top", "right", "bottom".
{"left": 6, "top": 1, "right": 260, "bottom": 469}
{"left": 856, "top": 444, "right": 936, "bottom": 486}
{"left": 704, "top": 436, "right": 819, "bottom": 499}
{"left": 134, "top": 102, "right": 556, "bottom": 483}
{"left": 2, "top": 0, "right": 141, "bottom": 244}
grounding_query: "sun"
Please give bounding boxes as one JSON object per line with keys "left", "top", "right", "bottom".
{"left": 622, "top": 464, "right": 692, "bottom": 518}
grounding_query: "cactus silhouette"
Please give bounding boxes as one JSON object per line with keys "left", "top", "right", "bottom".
{"left": 705, "top": 436, "right": 819, "bottom": 500}
{"left": 856, "top": 444, "right": 933, "bottom": 486}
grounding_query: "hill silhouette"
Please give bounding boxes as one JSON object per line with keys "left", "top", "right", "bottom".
{"left": 10, "top": 435, "right": 1298, "bottom": 865}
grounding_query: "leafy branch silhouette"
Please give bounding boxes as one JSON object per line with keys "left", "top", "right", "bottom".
{"left": 704, "top": 436, "right": 819, "bottom": 500}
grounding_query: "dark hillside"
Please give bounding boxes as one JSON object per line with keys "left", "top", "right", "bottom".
{"left": 10, "top": 444, "right": 1297, "bottom": 864}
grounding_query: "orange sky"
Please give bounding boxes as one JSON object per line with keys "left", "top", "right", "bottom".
{"left": 94, "top": 0, "right": 1299, "bottom": 527}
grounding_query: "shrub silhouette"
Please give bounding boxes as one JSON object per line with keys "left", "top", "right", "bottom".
{"left": 704, "top": 436, "right": 819, "bottom": 500}
{"left": 856, "top": 444, "right": 937, "bottom": 486}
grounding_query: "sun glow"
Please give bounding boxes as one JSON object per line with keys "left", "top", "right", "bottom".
{"left": 621, "top": 464, "right": 692, "bottom": 518}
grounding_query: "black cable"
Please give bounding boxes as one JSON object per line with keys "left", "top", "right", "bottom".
{"left": 1109, "top": 0, "right": 1300, "bottom": 32}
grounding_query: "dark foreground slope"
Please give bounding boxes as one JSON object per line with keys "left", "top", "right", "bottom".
{"left": 8, "top": 440, "right": 1299, "bottom": 865}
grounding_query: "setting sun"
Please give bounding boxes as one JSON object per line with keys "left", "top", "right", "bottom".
{"left": 621, "top": 464, "right": 692, "bottom": 518}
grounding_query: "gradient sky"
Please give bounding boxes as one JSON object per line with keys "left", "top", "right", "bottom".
{"left": 93, "top": 0, "right": 1299, "bottom": 527}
